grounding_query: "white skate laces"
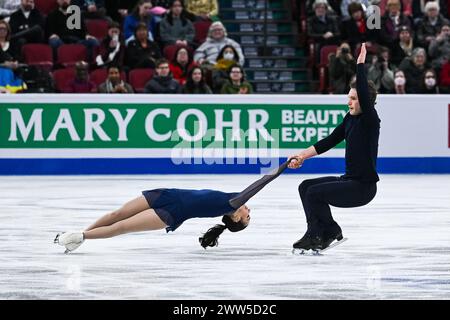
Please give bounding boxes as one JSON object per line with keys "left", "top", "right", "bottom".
{"left": 54, "top": 232, "right": 85, "bottom": 254}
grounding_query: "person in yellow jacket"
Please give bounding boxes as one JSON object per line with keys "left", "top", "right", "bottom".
{"left": 185, "top": 0, "right": 218, "bottom": 21}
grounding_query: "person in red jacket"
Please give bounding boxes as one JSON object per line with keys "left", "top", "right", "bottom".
{"left": 169, "top": 46, "right": 196, "bottom": 85}
{"left": 439, "top": 59, "right": 450, "bottom": 92}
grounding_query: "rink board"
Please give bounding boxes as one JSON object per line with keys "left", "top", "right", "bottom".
{"left": 0, "top": 95, "right": 449, "bottom": 174}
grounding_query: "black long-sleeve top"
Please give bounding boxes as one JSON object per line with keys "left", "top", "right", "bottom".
{"left": 314, "top": 63, "right": 380, "bottom": 183}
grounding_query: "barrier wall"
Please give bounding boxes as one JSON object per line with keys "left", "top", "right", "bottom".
{"left": 0, "top": 94, "right": 449, "bottom": 174}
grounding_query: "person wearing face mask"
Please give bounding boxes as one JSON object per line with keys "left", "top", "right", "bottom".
{"left": 65, "top": 60, "right": 97, "bottom": 93}
{"left": 194, "top": 22, "right": 244, "bottom": 66}
{"left": 392, "top": 69, "right": 408, "bottom": 93}
{"left": 399, "top": 47, "right": 429, "bottom": 92}
{"left": 328, "top": 42, "right": 356, "bottom": 93}
{"left": 420, "top": 68, "right": 440, "bottom": 93}
{"left": 211, "top": 44, "right": 240, "bottom": 93}
{"left": 9, "top": 0, "right": 45, "bottom": 49}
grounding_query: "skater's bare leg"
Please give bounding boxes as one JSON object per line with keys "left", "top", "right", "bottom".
{"left": 84, "top": 209, "right": 166, "bottom": 239}
{"left": 85, "top": 196, "right": 150, "bottom": 232}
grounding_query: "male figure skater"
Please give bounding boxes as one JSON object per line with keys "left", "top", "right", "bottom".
{"left": 288, "top": 43, "right": 380, "bottom": 251}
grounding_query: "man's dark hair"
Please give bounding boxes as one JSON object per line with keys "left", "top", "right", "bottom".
{"left": 350, "top": 80, "right": 378, "bottom": 106}
{"left": 155, "top": 58, "right": 169, "bottom": 68}
{"left": 107, "top": 64, "right": 121, "bottom": 72}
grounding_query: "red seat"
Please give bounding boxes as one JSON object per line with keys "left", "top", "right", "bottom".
{"left": 90, "top": 68, "right": 127, "bottom": 87}
{"left": 22, "top": 44, "right": 53, "bottom": 69}
{"left": 34, "top": 0, "right": 58, "bottom": 15}
{"left": 163, "top": 44, "right": 194, "bottom": 61}
{"left": 128, "top": 68, "right": 154, "bottom": 93}
{"left": 354, "top": 43, "right": 379, "bottom": 59}
{"left": 52, "top": 68, "right": 76, "bottom": 93}
{"left": 318, "top": 45, "right": 338, "bottom": 93}
{"left": 57, "top": 44, "right": 88, "bottom": 67}
{"left": 193, "top": 21, "right": 212, "bottom": 45}
{"left": 85, "top": 19, "right": 110, "bottom": 41}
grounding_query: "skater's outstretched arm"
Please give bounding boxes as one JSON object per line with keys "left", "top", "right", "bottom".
{"left": 229, "top": 160, "right": 292, "bottom": 209}
{"left": 356, "top": 43, "right": 373, "bottom": 113}
{"left": 288, "top": 122, "right": 345, "bottom": 170}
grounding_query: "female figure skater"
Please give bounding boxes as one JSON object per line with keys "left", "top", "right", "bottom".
{"left": 288, "top": 43, "right": 380, "bottom": 252}
{"left": 55, "top": 160, "right": 294, "bottom": 253}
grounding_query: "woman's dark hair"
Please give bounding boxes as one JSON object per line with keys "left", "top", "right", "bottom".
{"left": 199, "top": 214, "right": 248, "bottom": 249}
{"left": 167, "top": 0, "right": 189, "bottom": 26}
{"left": 216, "top": 45, "right": 240, "bottom": 62}
{"left": 172, "top": 46, "right": 193, "bottom": 65}
{"left": 134, "top": 22, "right": 150, "bottom": 39}
{"left": 348, "top": 2, "right": 364, "bottom": 17}
{"left": 228, "top": 64, "right": 246, "bottom": 82}
{"left": 184, "top": 66, "right": 209, "bottom": 92}
{"left": 132, "top": 0, "right": 153, "bottom": 17}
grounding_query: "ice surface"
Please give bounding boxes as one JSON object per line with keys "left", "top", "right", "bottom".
{"left": 0, "top": 174, "right": 449, "bottom": 299}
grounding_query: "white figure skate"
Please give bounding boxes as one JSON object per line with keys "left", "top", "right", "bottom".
{"left": 54, "top": 232, "right": 85, "bottom": 254}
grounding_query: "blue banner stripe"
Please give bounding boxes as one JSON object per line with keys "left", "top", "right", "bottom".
{"left": 0, "top": 158, "right": 449, "bottom": 175}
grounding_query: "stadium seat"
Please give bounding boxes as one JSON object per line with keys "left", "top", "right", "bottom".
{"left": 57, "top": 44, "right": 88, "bottom": 67}
{"left": 128, "top": 68, "right": 154, "bottom": 93}
{"left": 85, "top": 19, "right": 110, "bottom": 41}
{"left": 318, "top": 45, "right": 338, "bottom": 93}
{"left": 22, "top": 44, "right": 54, "bottom": 70}
{"left": 34, "top": 0, "right": 58, "bottom": 16}
{"left": 52, "top": 67, "right": 76, "bottom": 93}
{"left": 193, "top": 21, "right": 212, "bottom": 45}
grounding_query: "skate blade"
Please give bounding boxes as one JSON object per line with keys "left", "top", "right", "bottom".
{"left": 54, "top": 233, "right": 61, "bottom": 244}
{"left": 64, "top": 249, "right": 71, "bottom": 254}
{"left": 317, "top": 237, "right": 348, "bottom": 253}
{"left": 292, "top": 248, "right": 321, "bottom": 256}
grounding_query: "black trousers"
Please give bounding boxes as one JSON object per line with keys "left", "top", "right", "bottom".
{"left": 298, "top": 176, "right": 377, "bottom": 237}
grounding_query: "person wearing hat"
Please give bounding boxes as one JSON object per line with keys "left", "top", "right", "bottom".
{"left": 391, "top": 24, "right": 415, "bottom": 66}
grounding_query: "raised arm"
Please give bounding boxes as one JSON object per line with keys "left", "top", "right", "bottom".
{"left": 356, "top": 43, "right": 372, "bottom": 113}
